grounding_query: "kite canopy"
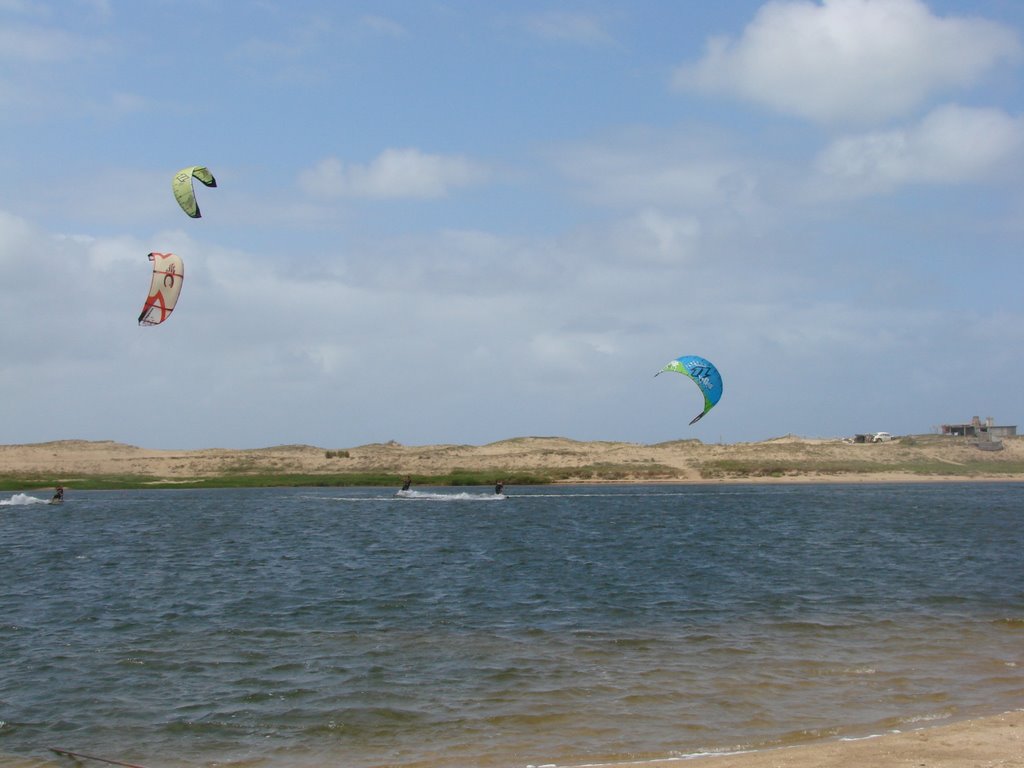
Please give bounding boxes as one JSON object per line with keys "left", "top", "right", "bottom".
{"left": 655, "top": 354, "right": 723, "bottom": 425}
{"left": 172, "top": 166, "right": 217, "bottom": 218}
{"left": 138, "top": 252, "right": 184, "bottom": 326}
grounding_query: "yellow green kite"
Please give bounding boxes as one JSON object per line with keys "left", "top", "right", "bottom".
{"left": 172, "top": 166, "right": 217, "bottom": 218}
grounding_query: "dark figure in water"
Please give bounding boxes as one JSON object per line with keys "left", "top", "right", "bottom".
{"left": 495, "top": 481, "right": 504, "bottom": 495}
{"left": 401, "top": 476, "right": 412, "bottom": 491}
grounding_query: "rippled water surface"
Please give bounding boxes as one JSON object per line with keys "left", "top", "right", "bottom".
{"left": 2, "top": 484, "right": 1023, "bottom": 768}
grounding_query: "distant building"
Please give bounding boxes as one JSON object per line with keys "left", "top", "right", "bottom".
{"left": 941, "top": 416, "right": 1017, "bottom": 438}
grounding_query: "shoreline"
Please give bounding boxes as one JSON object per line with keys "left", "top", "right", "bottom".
{"left": 593, "top": 709, "right": 1024, "bottom": 768}
{"left": 2, "top": 711, "right": 1021, "bottom": 768}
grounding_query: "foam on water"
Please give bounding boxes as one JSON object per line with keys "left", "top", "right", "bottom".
{"left": 0, "top": 493, "right": 49, "bottom": 506}
{"left": 394, "top": 489, "right": 507, "bottom": 501}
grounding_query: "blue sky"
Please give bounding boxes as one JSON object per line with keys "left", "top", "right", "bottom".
{"left": 1, "top": 0, "right": 1022, "bottom": 449}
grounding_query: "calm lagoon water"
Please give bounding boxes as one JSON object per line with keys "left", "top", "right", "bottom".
{"left": 2, "top": 483, "right": 1023, "bottom": 768}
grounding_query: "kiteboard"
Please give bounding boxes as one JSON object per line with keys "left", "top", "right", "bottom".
{"left": 48, "top": 498, "right": 63, "bottom": 505}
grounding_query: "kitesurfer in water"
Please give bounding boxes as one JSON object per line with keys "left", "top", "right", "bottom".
{"left": 495, "top": 480, "right": 504, "bottom": 495}
{"left": 51, "top": 485, "right": 64, "bottom": 503}
{"left": 401, "top": 476, "right": 412, "bottom": 492}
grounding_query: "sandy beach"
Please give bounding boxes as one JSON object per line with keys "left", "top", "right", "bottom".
{"left": 1, "top": 711, "right": 1020, "bottom": 768}
{"left": 604, "top": 710, "right": 1024, "bottom": 768}
{"left": 1, "top": 434, "right": 1023, "bottom": 486}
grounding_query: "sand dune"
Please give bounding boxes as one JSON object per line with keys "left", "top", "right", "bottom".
{"left": 1, "top": 434, "right": 1022, "bottom": 484}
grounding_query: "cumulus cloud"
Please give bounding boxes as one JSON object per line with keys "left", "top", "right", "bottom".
{"left": 813, "top": 104, "right": 1024, "bottom": 196}
{"left": 569, "top": 210, "right": 702, "bottom": 269}
{"left": 557, "top": 136, "right": 760, "bottom": 212}
{"left": 673, "top": 0, "right": 1021, "bottom": 125}
{"left": 299, "top": 149, "right": 490, "bottom": 200}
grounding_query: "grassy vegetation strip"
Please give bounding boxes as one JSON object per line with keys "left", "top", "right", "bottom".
{"left": 0, "top": 470, "right": 551, "bottom": 491}
{"left": 4, "top": 457, "right": 1024, "bottom": 490}
{"left": 0, "top": 463, "right": 686, "bottom": 490}
{"left": 538, "top": 463, "right": 682, "bottom": 481}
{"left": 699, "top": 458, "right": 1024, "bottom": 478}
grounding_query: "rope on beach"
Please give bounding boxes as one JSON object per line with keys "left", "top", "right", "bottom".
{"left": 49, "top": 747, "right": 150, "bottom": 768}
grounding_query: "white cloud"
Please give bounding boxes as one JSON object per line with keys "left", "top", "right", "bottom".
{"left": 557, "top": 135, "right": 761, "bottom": 212}
{"left": 525, "top": 330, "right": 621, "bottom": 383}
{"left": 299, "top": 149, "right": 490, "bottom": 200}
{"left": 0, "top": 209, "right": 35, "bottom": 262}
{"left": 0, "top": 21, "right": 102, "bottom": 61}
{"left": 78, "top": 0, "right": 112, "bottom": 19}
{"left": 523, "top": 11, "right": 616, "bottom": 45}
{"left": 360, "top": 14, "right": 407, "bottom": 37}
{"left": 813, "top": 104, "right": 1024, "bottom": 196}
{"left": 673, "top": 0, "right": 1022, "bottom": 124}
{"left": 568, "top": 210, "right": 703, "bottom": 269}
{"left": 617, "top": 210, "right": 701, "bottom": 264}
{"left": 0, "top": 0, "right": 43, "bottom": 15}
{"left": 0, "top": 8, "right": 113, "bottom": 114}
{"left": 230, "top": 14, "right": 336, "bottom": 86}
